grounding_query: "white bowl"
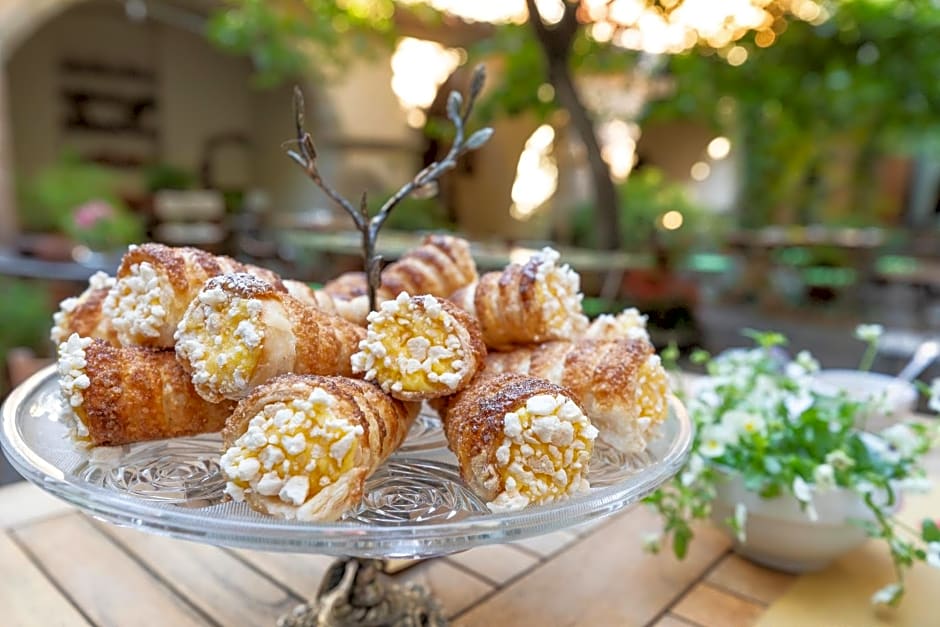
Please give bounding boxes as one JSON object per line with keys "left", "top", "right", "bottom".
{"left": 710, "top": 472, "right": 888, "bottom": 573}
{"left": 812, "top": 369, "right": 917, "bottom": 427}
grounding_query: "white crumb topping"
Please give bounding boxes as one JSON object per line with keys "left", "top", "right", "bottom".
{"left": 56, "top": 333, "right": 93, "bottom": 440}
{"left": 584, "top": 307, "right": 650, "bottom": 342}
{"left": 487, "top": 393, "right": 597, "bottom": 513}
{"left": 104, "top": 261, "right": 172, "bottom": 343}
{"left": 529, "top": 247, "right": 587, "bottom": 339}
{"left": 88, "top": 271, "right": 115, "bottom": 292}
{"left": 351, "top": 293, "right": 469, "bottom": 394}
{"left": 50, "top": 273, "right": 117, "bottom": 344}
{"left": 221, "top": 388, "right": 364, "bottom": 516}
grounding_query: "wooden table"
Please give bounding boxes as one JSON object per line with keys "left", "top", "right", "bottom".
{"left": 0, "top": 479, "right": 795, "bottom": 627}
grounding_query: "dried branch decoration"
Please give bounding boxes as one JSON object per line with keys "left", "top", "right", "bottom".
{"left": 286, "top": 64, "right": 493, "bottom": 311}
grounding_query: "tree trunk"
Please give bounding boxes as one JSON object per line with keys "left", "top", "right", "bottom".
{"left": 524, "top": 0, "right": 621, "bottom": 251}
{"left": 547, "top": 59, "right": 621, "bottom": 250}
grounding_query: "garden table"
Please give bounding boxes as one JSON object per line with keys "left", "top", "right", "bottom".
{"left": 2, "top": 447, "right": 937, "bottom": 626}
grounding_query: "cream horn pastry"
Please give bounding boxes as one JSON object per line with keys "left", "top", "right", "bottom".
{"left": 51, "top": 271, "right": 118, "bottom": 345}
{"left": 350, "top": 293, "right": 485, "bottom": 401}
{"left": 449, "top": 247, "right": 588, "bottom": 350}
{"left": 103, "top": 243, "right": 285, "bottom": 347}
{"left": 484, "top": 339, "right": 669, "bottom": 454}
{"left": 284, "top": 279, "right": 370, "bottom": 327}
{"left": 377, "top": 234, "right": 478, "bottom": 300}
{"left": 440, "top": 373, "right": 597, "bottom": 513}
{"left": 175, "top": 273, "right": 365, "bottom": 403}
{"left": 582, "top": 307, "right": 650, "bottom": 343}
{"left": 220, "top": 374, "right": 419, "bottom": 521}
{"left": 56, "top": 334, "right": 233, "bottom": 447}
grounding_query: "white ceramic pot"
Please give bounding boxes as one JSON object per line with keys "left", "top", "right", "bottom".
{"left": 710, "top": 472, "right": 887, "bottom": 573}
{"left": 812, "top": 369, "right": 917, "bottom": 429}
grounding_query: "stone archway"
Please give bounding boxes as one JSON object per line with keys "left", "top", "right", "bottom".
{"left": 0, "top": 0, "right": 93, "bottom": 244}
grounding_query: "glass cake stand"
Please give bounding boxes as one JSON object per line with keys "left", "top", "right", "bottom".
{"left": 1, "top": 365, "right": 692, "bottom": 626}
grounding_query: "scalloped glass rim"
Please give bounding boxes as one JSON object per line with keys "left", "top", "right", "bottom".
{"left": 1, "top": 366, "right": 692, "bottom": 558}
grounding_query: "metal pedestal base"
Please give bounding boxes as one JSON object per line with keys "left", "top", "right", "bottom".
{"left": 277, "top": 558, "right": 446, "bottom": 627}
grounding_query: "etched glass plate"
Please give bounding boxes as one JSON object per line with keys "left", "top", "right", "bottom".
{"left": 1, "top": 366, "right": 692, "bottom": 558}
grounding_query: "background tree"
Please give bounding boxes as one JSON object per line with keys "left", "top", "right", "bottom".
{"left": 645, "top": 0, "right": 940, "bottom": 227}
{"left": 207, "top": 1, "right": 826, "bottom": 245}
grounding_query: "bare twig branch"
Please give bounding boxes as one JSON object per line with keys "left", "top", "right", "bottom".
{"left": 285, "top": 65, "right": 493, "bottom": 311}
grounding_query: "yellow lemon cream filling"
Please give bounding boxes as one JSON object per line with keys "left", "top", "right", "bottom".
{"left": 487, "top": 393, "right": 598, "bottom": 513}
{"left": 351, "top": 293, "right": 467, "bottom": 395}
{"left": 175, "top": 286, "right": 264, "bottom": 400}
{"left": 221, "top": 388, "right": 364, "bottom": 519}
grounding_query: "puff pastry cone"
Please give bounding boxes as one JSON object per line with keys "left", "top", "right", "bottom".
{"left": 484, "top": 339, "right": 669, "bottom": 454}
{"left": 449, "top": 247, "right": 588, "bottom": 350}
{"left": 283, "top": 278, "right": 370, "bottom": 327}
{"left": 350, "top": 292, "right": 486, "bottom": 401}
{"left": 175, "top": 273, "right": 366, "bottom": 403}
{"left": 220, "top": 374, "right": 419, "bottom": 521}
{"left": 376, "top": 234, "right": 478, "bottom": 300}
{"left": 51, "top": 271, "right": 118, "bottom": 345}
{"left": 56, "top": 334, "right": 233, "bottom": 447}
{"left": 103, "top": 243, "right": 284, "bottom": 348}
{"left": 582, "top": 307, "right": 650, "bottom": 343}
{"left": 439, "top": 372, "right": 598, "bottom": 513}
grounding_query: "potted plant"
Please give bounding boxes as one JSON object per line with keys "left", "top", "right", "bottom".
{"left": 646, "top": 330, "right": 940, "bottom": 607}
{"left": 17, "top": 153, "right": 144, "bottom": 263}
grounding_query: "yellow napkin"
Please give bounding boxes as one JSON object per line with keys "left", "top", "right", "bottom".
{"left": 757, "top": 480, "right": 940, "bottom": 627}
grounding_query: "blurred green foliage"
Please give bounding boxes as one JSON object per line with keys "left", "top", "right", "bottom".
{"left": 18, "top": 152, "right": 121, "bottom": 232}
{"left": 18, "top": 152, "right": 144, "bottom": 249}
{"left": 143, "top": 162, "right": 195, "bottom": 193}
{"left": 569, "top": 167, "right": 720, "bottom": 263}
{"left": 368, "top": 194, "right": 454, "bottom": 231}
{"left": 0, "top": 279, "right": 53, "bottom": 392}
{"left": 647, "top": 0, "right": 940, "bottom": 227}
{"left": 206, "top": 0, "right": 397, "bottom": 86}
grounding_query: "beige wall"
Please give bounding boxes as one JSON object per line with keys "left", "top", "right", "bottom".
{"left": 4, "top": 0, "right": 422, "bottom": 221}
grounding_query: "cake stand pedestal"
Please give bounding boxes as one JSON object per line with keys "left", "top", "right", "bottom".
{"left": 1, "top": 366, "right": 692, "bottom": 627}
{"left": 278, "top": 558, "right": 444, "bottom": 627}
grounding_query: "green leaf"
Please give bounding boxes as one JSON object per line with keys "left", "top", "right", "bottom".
{"left": 672, "top": 524, "right": 692, "bottom": 560}
{"left": 923, "top": 519, "right": 940, "bottom": 543}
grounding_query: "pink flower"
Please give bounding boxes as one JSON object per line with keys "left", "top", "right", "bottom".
{"left": 73, "top": 200, "right": 114, "bottom": 228}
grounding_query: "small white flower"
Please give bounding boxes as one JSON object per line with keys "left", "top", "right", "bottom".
{"left": 700, "top": 424, "right": 734, "bottom": 458}
{"left": 825, "top": 449, "right": 855, "bottom": 470}
{"left": 734, "top": 502, "right": 748, "bottom": 544}
{"left": 793, "top": 476, "right": 812, "bottom": 501}
{"left": 795, "top": 350, "right": 820, "bottom": 373}
{"left": 642, "top": 532, "right": 662, "bottom": 553}
{"left": 681, "top": 454, "right": 705, "bottom": 486}
{"left": 881, "top": 424, "right": 920, "bottom": 458}
{"left": 724, "top": 410, "right": 766, "bottom": 438}
{"left": 928, "top": 542, "right": 940, "bottom": 569}
{"left": 700, "top": 436, "right": 726, "bottom": 459}
{"left": 792, "top": 476, "right": 817, "bottom": 520}
{"left": 813, "top": 463, "right": 836, "bottom": 492}
{"left": 928, "top": 378, "right": 940, "bottom": 414}
{"left": 784, "top": 389, "right": 813, "bottom": 420}
{"left": 859, "top": 432, "right": 901, "bottom": 465}
{"left": 855, "top": 323, "right": 884, "bottom": 343}
{"left": 871, "top": 582, "right": 902, "bottom": 606}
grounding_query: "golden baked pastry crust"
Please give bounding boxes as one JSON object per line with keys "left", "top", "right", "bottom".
{"left": 175, "top": 273, "right": 366, "bottom": 402}
{"left": 484, "top": 339, "right": 668, "bottom": 454}
{"left": 75, "top": 340, "right": 233, "bottom": 446}
{"left": 222, "top": 374, "right": 419, "bottom": 521}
